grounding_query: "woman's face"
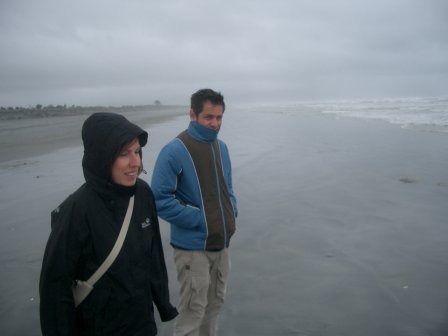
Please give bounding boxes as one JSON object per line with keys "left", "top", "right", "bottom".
{"left": 111, "top": 138, "right": 141, "bottom": 186}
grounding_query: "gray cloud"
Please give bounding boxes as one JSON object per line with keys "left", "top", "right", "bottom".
{"left": 1, "top": 0, "right": 447, "bottom": 106}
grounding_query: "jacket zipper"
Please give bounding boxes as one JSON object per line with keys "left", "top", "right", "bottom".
{"left": 210, "top": 142, "right": 227, "bottom": 246}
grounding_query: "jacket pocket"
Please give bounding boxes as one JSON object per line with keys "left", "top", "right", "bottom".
{"left": 183, "top": 205, "right": 205, "bottom": 231}
{"left": 81, "top": 284, "right": 112, "bottom": 317}
{"left": 185, "top": 203, "right": 200, "bottom": 210}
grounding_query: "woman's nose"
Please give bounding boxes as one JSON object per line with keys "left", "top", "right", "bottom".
{"left": 130, "top": 152, "right": 141, "bottom": 166}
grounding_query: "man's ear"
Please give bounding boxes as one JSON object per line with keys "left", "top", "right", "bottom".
{"left": 189, "top": 109, "right": 197, "bottom": 121}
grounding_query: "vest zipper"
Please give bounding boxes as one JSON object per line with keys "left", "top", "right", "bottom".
{"left": 210, "top": 142, "right": 227, "bottom": 247}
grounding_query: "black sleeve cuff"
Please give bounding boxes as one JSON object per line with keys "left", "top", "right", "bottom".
{"left": 159, "top": 305, "right": 178, "bottom": 322}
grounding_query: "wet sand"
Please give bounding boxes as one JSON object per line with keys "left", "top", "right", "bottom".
{"left": 0, "top": 106, "right": 187, "bottom": 163}
{"left": 1, "top": 106, "right": 448, "bottom": 335}
{"left": 0, "top": 107, "right": 187, "bottom": 335}
{"left": 218, "top": 109, "right": 448, "bottom": 336}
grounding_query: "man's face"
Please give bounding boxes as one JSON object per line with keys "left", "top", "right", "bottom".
{"left": 190, "top": 101, "right": 224, "bottom": 131}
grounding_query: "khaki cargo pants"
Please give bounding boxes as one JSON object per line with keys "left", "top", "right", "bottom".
{"left": 173, "top": 248, "right": 230, "bottom": 336}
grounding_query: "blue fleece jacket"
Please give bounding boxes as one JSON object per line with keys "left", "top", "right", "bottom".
{"left": 151, "top": 121, "right": 237, "bottom": 250}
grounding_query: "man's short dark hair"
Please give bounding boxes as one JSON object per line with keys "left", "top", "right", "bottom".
{"left": 190, "top": 89, "right": 225, "bottom": 116}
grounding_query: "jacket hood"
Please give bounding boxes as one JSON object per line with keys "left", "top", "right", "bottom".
{"left": 82, "top": 113, "right": 148, "bottom": 191}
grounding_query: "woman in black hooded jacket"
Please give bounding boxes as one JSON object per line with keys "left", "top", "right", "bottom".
{"left": 39, "top": 112, "right": 177, "bottom": 335}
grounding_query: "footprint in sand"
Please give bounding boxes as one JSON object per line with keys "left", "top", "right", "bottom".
{"left": 399, "top": 177, "right": 418, "bottom": 184}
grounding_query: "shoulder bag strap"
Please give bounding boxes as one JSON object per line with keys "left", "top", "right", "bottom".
{"left": 87, "top": 195, "right": 134, "bottom": 286}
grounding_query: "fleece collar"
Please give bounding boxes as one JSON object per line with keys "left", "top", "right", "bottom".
{"left": 187, "top": 121, "right": 219, "bottom": 143}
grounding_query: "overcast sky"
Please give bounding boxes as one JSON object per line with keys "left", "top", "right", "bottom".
{"left": 1, "top": 0, "right": 447, "bottom": 107}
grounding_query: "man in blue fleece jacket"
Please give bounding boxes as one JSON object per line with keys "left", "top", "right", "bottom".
{"left": 151, "top": 88, "right": 237, "bottom": 336}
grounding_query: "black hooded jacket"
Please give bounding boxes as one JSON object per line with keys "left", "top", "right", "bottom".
{"left": 39, "top": 113, "right": 177, "bottom": 336}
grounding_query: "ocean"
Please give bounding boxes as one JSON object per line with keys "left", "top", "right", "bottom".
{"left": 306, "top": 96, "right": 448, "bottom": 132}
{"left": 238, "top": 96, "right": 448, "bottom": 133}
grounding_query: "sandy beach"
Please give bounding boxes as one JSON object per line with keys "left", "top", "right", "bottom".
{"left": 1, "top": 105, "right": 447, "bottom": 335}
{"left": 0, "top": 106, "right": 188, "bottom": 163}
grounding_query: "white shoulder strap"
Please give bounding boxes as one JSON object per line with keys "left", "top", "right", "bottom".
{"left": 87, "top": 195, "right": 134, "bottom": 285}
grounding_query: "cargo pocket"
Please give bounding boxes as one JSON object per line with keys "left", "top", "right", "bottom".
{"left": 215, "top": 269, "right": 227, "bottom": 303}
{"left": 188, "top": 275, "right": 208, "bottom": 313}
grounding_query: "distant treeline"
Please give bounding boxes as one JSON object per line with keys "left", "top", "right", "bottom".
{"left": 0, "top": 101, "right": 175, "bottom": 120}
